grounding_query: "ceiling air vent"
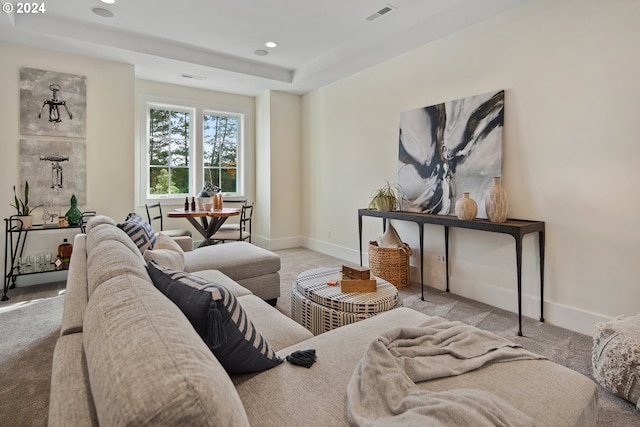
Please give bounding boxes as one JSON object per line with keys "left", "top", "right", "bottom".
{"left": 366, "top": 4, "right": 396, "bottom": 22}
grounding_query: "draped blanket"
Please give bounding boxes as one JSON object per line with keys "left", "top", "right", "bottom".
{"left": 346, "top": 317, "right": 545, "bottom": 426}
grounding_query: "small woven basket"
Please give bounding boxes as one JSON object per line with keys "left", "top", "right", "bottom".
{"left": 368, "top": 241, "right": 412, "bottom": 288}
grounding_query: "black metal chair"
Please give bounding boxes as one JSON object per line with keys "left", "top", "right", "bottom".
{"left": 145, "top": 203, "right": 192, "bottom": 238}
{"left": 210, "top": 202, "right": 254, "bottom": 244}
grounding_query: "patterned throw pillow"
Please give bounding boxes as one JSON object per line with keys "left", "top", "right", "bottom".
{"left": 147, "top": 261, "right": 282, "bottom": 374}
{"left": 117, "top": 212, "right": 156, "bottom": 254}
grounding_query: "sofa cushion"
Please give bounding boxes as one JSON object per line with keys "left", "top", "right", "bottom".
{"left": 84, "top": 277, "right": 250, "bottom": 426}
{"left": 117, "top": 212, "right": 156, "bottom": 254}
{"left": 183, "top": 241, "right": 280, "bottom": 281}
{"left": 237, "top": 294, "right": 313, "bottom": 352}
{"left": 143, "top": 233, "right": 185, "bottom": 271}
{"left": 190, "top": 269, "right": 253, "bottom": 297}
{"left": 49, "top": 333, "right": 98, "bottom": 427}
{"left": 60, "top": 234, "right": 88, "bottom": 336}
{"left": 86, "top": 224, "right": 152, "bottom": 298}
{"left": 147, "top": 262, "right": 282, "bottom": 374}
{"left": 84, "top": 215, "right": 117, "bottom": 234}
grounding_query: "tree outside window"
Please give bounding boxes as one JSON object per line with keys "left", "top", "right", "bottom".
{"left": 148, "top": 108, "right": 191, "bottom": 195}
{"left": 203, "top": 113, "right": 238, "bottom": 193}
{"left": 144, "top": 102, "right": 242, "bottom": 200}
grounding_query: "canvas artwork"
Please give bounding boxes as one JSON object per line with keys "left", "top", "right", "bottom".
{"left": 19, "top": 139, "right": 87, "bottom": 208}
{"left": 19, "top": 67, "right": 87, "bottom": 138}
{"left": 398, "top": 90, "right": 504, "bottom": 218}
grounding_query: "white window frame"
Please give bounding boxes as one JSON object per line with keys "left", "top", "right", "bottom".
{"left": 137, "top": 95, "right": 247, "bottom": 206}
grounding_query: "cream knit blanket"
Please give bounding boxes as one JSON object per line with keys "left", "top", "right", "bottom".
{"left": 346, "top": 316, "right": 545, "bottom": 426}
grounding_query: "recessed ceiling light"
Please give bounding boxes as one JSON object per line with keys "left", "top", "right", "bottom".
{"left": 254, "top": 49, "right": 269, "bottom": 56}
{"left": 265, "top": 41, "right": 278, "bottom": 48}
{"left": 100, "top": 0, "right": 116, "bottom": 4}
{"left": 92, "top": 7, "right": 115, "bottom": 18}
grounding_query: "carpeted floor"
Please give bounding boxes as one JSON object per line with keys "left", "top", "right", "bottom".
{"left": 1, "top": 247, "right": 637, "bottom": 426}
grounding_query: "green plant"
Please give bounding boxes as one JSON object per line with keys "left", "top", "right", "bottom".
{"left": 368, "top": 182, "right": 402, "bottom": 211}
{"left": 11, "top": 181, "right": 35, "bottom": 215}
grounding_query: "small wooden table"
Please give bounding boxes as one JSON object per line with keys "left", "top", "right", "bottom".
{"left": 167, "top": 208, "right": 240, "bottom": 247}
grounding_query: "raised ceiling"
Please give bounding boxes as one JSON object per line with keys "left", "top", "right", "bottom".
{"left": 0, "top": 0, "right": 529, "bottom": 96}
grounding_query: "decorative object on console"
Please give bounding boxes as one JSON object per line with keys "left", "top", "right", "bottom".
{"left": 19, "top": 67, "right": 87, "bottom": 138}
{"left": 64, "top": 194, "right": 83, "bottom": 226}
{"left": 454, "top": 192, "right": 478, "bottom": 221}
{"left": 57, "top": 238, "right": 73, "bottom": 270}
{"left": 398, "top": 90, "right": 504, "bottom": 218}
{"left": 368, "top": 181, "right": 401, "bottom": 211}
{"left": 147, "top": 261, "right": 282, "bottom": 374}
{"left": 10, "top": 180, "right": 36, "bottom": 229}
{"left": 485, "top": 176, "right": 508, "bottom": 223}
{"left": 117, "top": 212, "right": 157, "bottom": 253}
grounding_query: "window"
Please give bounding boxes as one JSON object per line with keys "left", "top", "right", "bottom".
{"left": 140, "top": 99, "right": 245, "bottom": 203}
{"left": 204, "top": 113, "right": 238, "bottom": 192}
{"left": 148, "top": 107, "right": 192, "bottom": 195}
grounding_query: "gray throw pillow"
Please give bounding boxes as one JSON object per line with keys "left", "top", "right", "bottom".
{"left": 147, "top": 261, "right": 282, "bottom": 374}
{"left": 117, "top": 212, "right": 156, "bottom": 254}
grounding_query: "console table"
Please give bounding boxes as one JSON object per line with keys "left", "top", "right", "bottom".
{"left": 358, "top": 208, "right": 545, "bottom": 336}
{"left": 3, "top": 212, "right": 95, "bottom": 301}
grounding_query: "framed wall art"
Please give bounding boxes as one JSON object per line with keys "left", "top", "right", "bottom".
{"left": 398, "top": 90, "right": 504, "bottom": 218}
{"left": 19, "top": 139, "right": 87, "bottom": 207}
{"left": 19, "top": 67, "right": 87, "bottom": 138}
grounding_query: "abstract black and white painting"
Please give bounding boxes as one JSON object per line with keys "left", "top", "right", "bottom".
{"left": 19, "top": 139, "right": 87, "bottom": 207}
{"left": 398, "top": 90, "right": 504, "bottom": 218}
{"left": 20, "top": 67, "right": 87, "bottom": 138}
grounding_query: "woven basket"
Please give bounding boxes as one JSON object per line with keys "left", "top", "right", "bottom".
{"left": 368, "top": 241, "right": 412, "bottom": 288}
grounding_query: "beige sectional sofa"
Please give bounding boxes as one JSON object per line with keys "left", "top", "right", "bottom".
{"left": 48, "top": 215, "right": 599, "bottom": 426}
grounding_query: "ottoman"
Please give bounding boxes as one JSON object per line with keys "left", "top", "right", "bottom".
{"left": 291, "top": 267, "right": 401, "bottom": 335}
{"left": 592, "top": 313, "right": 640, "bottom": 408}
{"left": 183, "top": 242, "right": 281, "bottom": 301}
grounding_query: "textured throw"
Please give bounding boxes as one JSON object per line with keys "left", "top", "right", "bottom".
{"left": 347, "top": 317, "right": 545, "bottom": 426}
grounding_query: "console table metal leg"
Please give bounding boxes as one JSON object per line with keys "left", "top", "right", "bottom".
{"left": 515, "top": 237, "right": 524, "bottom": 336}
{"left": 444, "top": 226, "right": 450, "bottom": 292}
{"left": 419, "top": 223, "right": 424, "bottom": 300}
{"left": 539, "top": 230, "right": 545, "bottom": 323}
{"left": 358, "top": 215, "right": 363, "bottom": 266}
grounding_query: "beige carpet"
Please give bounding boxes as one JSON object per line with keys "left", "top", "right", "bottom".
{"left": 1, "top": 247, "right": 638, "bottom": 426}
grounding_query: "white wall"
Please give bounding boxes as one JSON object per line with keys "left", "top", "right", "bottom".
{"left": 301, "top": 0, "right": 640, "bottom": 335}
{"left": 255, "top": 91, "right": 303, "bottom": 249}
{"left": 0, "top": 42, "right": 135, "bottom": 286}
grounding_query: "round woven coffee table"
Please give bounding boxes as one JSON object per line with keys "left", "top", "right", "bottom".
{"left": 291, "top": 267, "right": 401, "bottom": 335}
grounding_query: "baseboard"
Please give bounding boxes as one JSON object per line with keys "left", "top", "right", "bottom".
{"left": 254, "top": 235, "right": 305, "bottom": 251}
{"left": 303, "top": 239, "right": 610, "bottom": 336}
{"left": 302, "top": 237, "right": 361, "bottom": 265}
{"left": 438, "top": 270, "right": 611, "bottom": 336}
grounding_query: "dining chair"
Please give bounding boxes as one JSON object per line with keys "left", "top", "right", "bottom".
{"left": 210, "top": 202, "right": 254, "bottom": 244}
{"left": 145, "top": 203, "right": 192, "bottom": 238}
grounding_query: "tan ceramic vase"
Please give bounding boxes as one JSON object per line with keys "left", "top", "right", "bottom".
{"left": 485, "top": 177, "right": 508, "bottom": 223}
{"left": 455, "top": 192, "right": 477, "bottom": 221}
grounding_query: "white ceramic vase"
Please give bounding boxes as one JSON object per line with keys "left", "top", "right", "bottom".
{"left": 15, "top": 215, "right": 33, "bottom": 229}
{"left": 455, "top": 192, "right": 477, "bottom": 221}
{"left": 485, "top": 177, "right": 508, "bottom": 223}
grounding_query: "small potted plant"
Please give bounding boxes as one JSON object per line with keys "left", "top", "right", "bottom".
{"left": 10, "top": 180, "right": 36, "bottom": 229}
{"left": 368, "top": 182, "right": 402, "bottom": 212}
